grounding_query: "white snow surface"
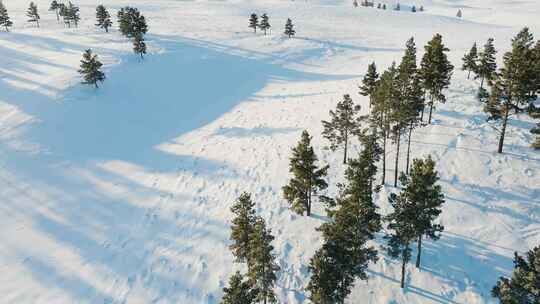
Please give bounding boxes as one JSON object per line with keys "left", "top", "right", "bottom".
{"left": 0, "top": 0, "right": 539, "bottom": 303}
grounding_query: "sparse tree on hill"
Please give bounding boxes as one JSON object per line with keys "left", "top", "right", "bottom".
{"left": 462, "top": 42, "right": 479, "bottom": 79}
{"left": 284, "top": 18, "right": 295, "bottom": 38}
{"left": 457, "top": 9, "right": 462, "bottom": 18}
{"left": 96, "top": 5, "right": 112, "bottom": 32}
{"left": 49, "top": 0, "right": 60, "bottom": 22}
{"left": 360, "top": 62, "right": 379, "bottom": 108}
{"left": 492, "top": 245, "right": 540, "bottom": 304}
{"left": 419, "top": 33, "right": 454, "bottom": 124}
{"left": 221, "top": 271, "right": 258, "bottom": 304}
{"left": 133, "top": 33, "right": 147, "bottom": 59}
{"left": 78, "top": 49, "right": 105, "bottom": 88}
{"left": 247, "top": 217, "right": 280, "bottom": 304}
{"left": 419, "top": 6, "right": 424, "bottom": 11}
{"left": 27, "top": 2, "right": 40, "bottom": 28}
{"left": 484, "top": 28, "right": 537, "bottom": 154}
{"left": 322, "top": 94, "right": 362, "bottom": 164}
{"left": 229, "top": 192, "right": 257, "bottom": 263}
{"left": 259, "top": 13, "right": 270, "bottom": 35}
{"left": 66, "top": 2, "right": 80, "bottom": 28}
{"left": 402, "top": 156, "right": 445, "bottom": 268}
{"left": 476, "top": 38, "right": 497, "bottom": 89}
{"left": 412, "top": 5, "right": 416, "bottom": 13}
{"left": 118, "top": 6, "right": 148, "bottom": 38}
{"left": 248, "top": 13, "right": 258, "bottom": 33}
{"left": 0, "top": 1, "right": 13, "bottom": 32}
{"left": 383, "top": 4, "right": 387, "bottom": 9}
{"left": 282, "top": 131, "right": 329, "bottom": 216}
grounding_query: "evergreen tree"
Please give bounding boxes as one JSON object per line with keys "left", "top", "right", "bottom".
{"left": 382, "top": 4, "right": 387, "bottom": 9}
{"left": 476, "top": 38, "right": 497, "bottom": 89}
{"left": 118, "top": 7, "right": 148, "bottom": 38}
{"left": 384, "top": 191, "right": 417, "bottom": 289}
{"left": 462, "top": 42, "right": 479, "bottom": 79}
{"left": 221, "top": 271, "right": 258, "bottom": 304}
{"left": 492, "top": 245, "right": 540, "bottom": 303}
{"left": 247, "top": 217, "right": 280, "bottom": 304}
{"left": 248, "top": 13, "right": 258, "bottom": 33}
{"left": 133, "top": 33, "right": 147, "bottom": 59}
{"left": 259, "top": 13, "right": 270, "bottom": 35}
{"left": 96, "top": 5, "right": 112, "bottom": 32}
{"left": 401, "top": 156, "right": 445, "bottom": 268}
{"left": 49, "top": 0, "right": 60, "bottom": 22}
{"left": 322, "top": 94, "right": 362, "bottom": 164}
{"left": 0, "top": 1, "right": 13, "bottom": 32}
{"left": 229, "top": 192, "right": 257, "bottom": 263}
{"left": 484, "top": 28, "right": 537, "bottom": 153}
{"left": 284, "top": 18, "right": 295, "bottom": 38}
{"left": 66, "top": 2, "right": 80, "bottom": 28}
{"left": 395, "top": 3, "right": 400, "bottom": 10}
{"left": 282, "top": 131, "right": 329, "bottom": 216}
{"left": 58, "top": 3, "right": 69, "bottom": 27}
{"left": 419, "top": 33, "right": 454, "bottom": 124}
{"left": 456, "top": 9, "right": 462, "bottom": 18}
{"left": 359, "top": 62, "right": 379, "bottom": 108}
{"left": 419, "top": 6, "right": 424, "bottom": 12}
{"left": 26, "top": 2, "right": 40, "bottom": 28}
{"left": 78, "top": 49, "right": 105, "bottom": 88}
{"left": 411, "top": 5, "right": 416, "bottom": 12}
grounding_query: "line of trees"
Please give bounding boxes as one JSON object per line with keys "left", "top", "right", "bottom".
{"left": 249, "top": 13, "right": 295, "bottom": 38}
{"left": 462, "top": 28, "right": 540, "bottom": 152}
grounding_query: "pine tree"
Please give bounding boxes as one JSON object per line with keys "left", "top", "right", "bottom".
{"left": 377, "top": 3, "right": 381, "bottom": 9}
{"left": 247, "top": 218, "right": 280, "bottom": 304}
{"left": 484, "top": 28, "right": 537, "bottom": 154}
{"left": 259, "top": 13, "right": 270, "bottom": 36}
{"left": 284, "top": 18, "right": 295, "bottom": 38}
{"left": 229, "top": 192, "right": 257, "bottom": 263}
{"left": 118, "top": 7, "right": 148, "bottom": 38}
{"left": 133, "top": 33, "right": 147, "bottom": 59}
{"left": 384, "top": 191, "right": 417, "bottom": 289}
{"left": 49, "top": 0, "right": 60, "bottom": 22}
{"left": 401, "top": 156, "right": 445, "bottom": 268}
{"left": 492, "top": 245, "right": 540, "bottom": 303}
{"left": 419, "top": 33, "right": 454, "bottom": 124}
{"left": 27, "top": 2, "right": 40, "bottom": 28}
{"left": 0, "top": 1, "right": 13, "bottom": 32}
{"left": 462, "top": 42, "right": 479, "bottom": 79}
{"left": 476, "top": 38, "right": 497, "bottom": 89}
{"left": 282, "top": 131, "right": 329, "bottom": 216}
{"left": 411, "top": 5, "right": 416, "bottom": 12}
{"left": 248, "top": 13, "right": 258, "bottom": 33}
{"left": 382, "top": 4, "right": 387, "bottom": 9}
{"left": 359, "top": 62, "right": 379, "bottom": 108}
{"left": 456, "top": 9, "right": 462, "bottom": 18}
{"left": 96, "top": 5, "right": 112, "bottom": 33}
{"left": 221, "top": 271, "right": 258, "bottom": 304}
{"left": 78, "top": 49, "right": 105, "bottom": 88}
{"left": 66, "top": 2, "right": 80, "bottom": 28}
{"left": 395, "top": 3, "right": 400, "bottom": 11}
{"left": 419, "top": 6, "right": 424, "bottom": 12}
{"left": 58, "top": 3, "right": 69, "bottom": 27}
{"left": 322, "top": 94, "right": 362, "bottom": 164}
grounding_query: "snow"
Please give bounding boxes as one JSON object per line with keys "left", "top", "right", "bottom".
{"left": 0, "top": 0, "right": 539, "bottom": 303}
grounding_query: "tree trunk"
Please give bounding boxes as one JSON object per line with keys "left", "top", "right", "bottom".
{"left": 37, "top": 20, "right": 40, "bottom": 28}
{"left": 343, "top": 129, "right": 348, "bottom": 164}
{"left": 401, "top": 250, "right": 407, "bottom": 289}
{"left": 406, "top": 123, "right": 413, "bottom": 174}
{"left": 56, "top": 11, "right": 59, "bottom": 21}
{"left": 480, "top": 76, "right": 485, "bottom": 89}
{"left": 394, "top": 129, "right": 401, "bottom": 187}
{"left": 415, "top": 235, "right": 422, "bottom": 268}
{"left": 467, "top": 69, "right": 471, "bottom": 79}
{"left": 306, "top": 187, "right": 311, "bottom": 217}
{"left": 381, "top": 131, "right": 386, "bottom": 185}
{"left": 498, "top": 105, "right": 510, "bottom": 154}
{"left": 428, "top": 102, "right": 434, "bottom": 124}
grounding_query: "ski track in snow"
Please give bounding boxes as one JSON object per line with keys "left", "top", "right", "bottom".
{"left": 0, "top": 0, "right": 539, "bottom": 303}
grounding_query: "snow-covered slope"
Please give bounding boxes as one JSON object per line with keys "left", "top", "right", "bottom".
{"left": 0, "top": 0, "right": 538, "bottom": 303}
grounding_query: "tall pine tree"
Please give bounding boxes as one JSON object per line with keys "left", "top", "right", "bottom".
{"left": 462, "top": 42, "right": 479, "bottom": 79}
{"left": 322, "top": 94, "right": 362, "bottom": 164}
{"left": 282, "top": 131, "right": 329, "bottom": 216}
{"left": 96, "top": 5, "right": 112, "bottom": 32}
{"left": 248, "top": 13, "right": 258, "bottom": 33}
{"left": 359, "top": 62, "right": 379, "bottom": 108}
{"left": 259, "top": 13, "right": 270, "bottom": 35}
{"left": 221, "top": 271, "right": 258, "bottom": 304}
{"left": 49, "top": 0, "right": 60, "bottom": 22}
{"left": 0, "top": 1, "right": 13, "bottom": 32}
{"left": 229, "top": 192, "right": 257, "bottom": 263}
{"left": 284, "top": 18, "right": 295, "bottom": 38}
{"left": 78, "top": 49, "right": 105, "bottom": 88}
{"left": 118, "top": 7, "right": 148, "bottom": 38}
{"left": 27, "top": 2, "right": 40, "bottom": 28}
{"left": 476, "top": 38, "right": 497, "bottom": 89}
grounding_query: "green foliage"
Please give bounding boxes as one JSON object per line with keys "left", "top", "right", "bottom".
{"left": 492, "top": 246, "right": 540, "bottom": 303}
{"left": 221, "top": 271, "right": 258, "bottom": 304}
{"left": 282, "top": 131, "right": 329, "bottom": 216}
{"left": 259, "top": 13, "right": 270, "bottom": 35}
{"left": 476, "top": 38, "right": 497, "bottom": 88}
{"left": 322, "top": 94, "right": 362, "bottom": 164}
{"left": 118, "top": 6, "right": 148, "bottom": 38}
{"left": 0, "top": 1, "right": 13, "bottom": 31}
{"left": 247, "top": 218, "right": 280, "bottom": 304}
{"left": 96, "top": 5, "right": 112, "bottom": 32}
{"left": 78, "top": 49, "right": 105, "bottom": 88}
{"left": 229, "top": 192, "right": 257, "bottom": 263}
{"left": 248, "top": 13, "right": 258, "bottom": 33}
{"left": 284, "top": 18, "right": 295, "bottom": 38}
{"left": 359, "top": 62, "right": 379, "bottom": 107}
{"left": 462, "top": 42, "right": 479, "bottom": 79}
{"left": 26, "top": 2, "right": 40, "bottom": 27}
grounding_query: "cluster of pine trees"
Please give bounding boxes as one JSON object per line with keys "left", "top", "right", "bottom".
{"left": 462, "top": 28, "right": 540, "bottom": 152}
{"left": 354, "top": 1, "right": 425, "bottom": 12}
{"left": 118, "top": 6, "right": 148, "bottom": 59}
{"left": 249, "top": 13, "right": 295, "bottom": 38}
{"left": 222, "top": 193, "right": 280, "bottom": 304}
{"left": 50, "top": 1, "right": 80, "bottom": 28}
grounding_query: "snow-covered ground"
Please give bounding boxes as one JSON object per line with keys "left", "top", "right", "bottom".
{"left": 0, "top": 0, "right": 539, "bottom": 303}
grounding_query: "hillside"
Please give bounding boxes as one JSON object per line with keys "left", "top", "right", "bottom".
{"left": 0, "top": 0, "right": 539, "bottom": 303}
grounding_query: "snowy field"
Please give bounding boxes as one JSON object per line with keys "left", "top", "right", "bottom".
{"left": 0, "top": 0, "right": 539, "bottom": 303}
